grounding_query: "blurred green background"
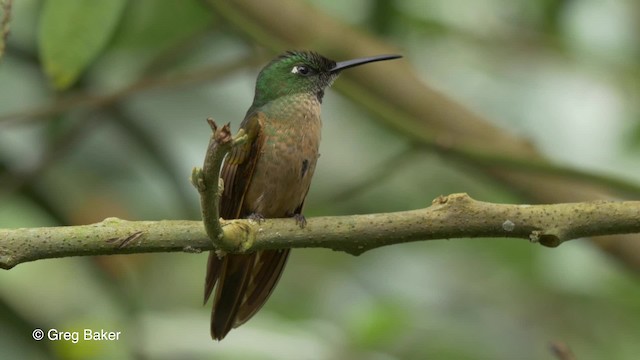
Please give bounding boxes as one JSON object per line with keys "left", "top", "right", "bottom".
{"left": 1, "top": 0, "right": 640, "bottom": 359}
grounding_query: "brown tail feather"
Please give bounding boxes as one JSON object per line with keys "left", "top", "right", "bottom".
{"left": 236, "top": 249, "right": 290, "bottom": 325}
{"left": 206, "top": 250, "right": 289, "bottom": 340}
{"left": 209, "top": 253, "right": 255, "bottom": 340}
{"left": 204, "top": 252, "right": 223, "bottom": 305}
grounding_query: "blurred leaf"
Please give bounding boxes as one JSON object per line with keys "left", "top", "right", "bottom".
{"left": 110, "top": 0, "right": 211, "bottom": 50}
{"left": 348, "top": 301, "right": 409, "bottom": 348}
{"left": 38, "top": 0, "right": 128, "bottom": 89}
{"left": 108, "top": 0, "right": 213, "bottom": 76}
{"left": 368, "top": 0, "right": 399, "bottom": 34}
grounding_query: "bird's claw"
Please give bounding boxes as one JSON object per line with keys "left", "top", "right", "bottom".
{"left": 293, "top": 214, "right": 307, "bottom": 229}
{"left": 247, "top": 213, "right": 266, "bottom": 224}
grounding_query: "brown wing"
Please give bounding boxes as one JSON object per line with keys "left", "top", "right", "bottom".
{"left": 220, "top": 113, "right": 266, "bottom": 220}
{"left": 203, "top": 112, "right": 291, "bottom": 340}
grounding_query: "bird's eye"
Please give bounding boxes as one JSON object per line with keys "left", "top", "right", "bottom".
{"left": 292, "top": 65, "right": 311, "bottom": 76}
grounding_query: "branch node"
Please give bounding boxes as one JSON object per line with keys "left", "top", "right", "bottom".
{"left": 539, "top": 233, "right": 561, "bottom": 248}
{"left": 432, "top": 192, "right": 472, "bottom": 206}
{"left": 190, "top": 167, "right": 206, "bottom": 192}
{"left": 433, "top": 195, "right": 448, "bottom": 205}
{"left": 206, "top": 117, "right": 217, "bottom": 131}
{"left": 529, "top": 230, "right": 541, "bottom": 243}
{"left": 529, "top": 230, "right": 561, "bottom": 248}
{"left": 102, "top": 217, "right": 124, "bottom": 225}
{"left": 220, "top": 220, "right": 256, "bottom": 252}
{"left": 0, "top": 254, "right": 15, "bottom": 270}
{"left": 344, "top": 247, "right": 366, "bottom": 257}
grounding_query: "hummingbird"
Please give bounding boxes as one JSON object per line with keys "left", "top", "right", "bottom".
{"left": 204, "top": 50, "right": 402, "bottom": 340}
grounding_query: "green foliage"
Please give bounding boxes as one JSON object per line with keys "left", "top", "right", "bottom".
{"left": 110, "top": 0, "right": 211, "bottom": 50}
{"left": 347, "top": 301, "right": 409, "bottom": 348}
{"left": 38, "top": 0, "right": 128, "bottom": 89}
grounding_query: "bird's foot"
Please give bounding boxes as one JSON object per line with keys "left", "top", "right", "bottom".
{"left": 247, "top": 212, "right": 266, "bottom": 224}
{"left": 293, "top": 214, "right": 307, "bottom": 229}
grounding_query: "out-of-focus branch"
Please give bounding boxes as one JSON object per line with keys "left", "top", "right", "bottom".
{"left": 549, "top": 341, "right": 577, "bottom": 360}
{"left": 0, "top": 54, "right": 262, "bottom": 126}
{"left": 0, "top": 0, "right": 12, "bottom": 63}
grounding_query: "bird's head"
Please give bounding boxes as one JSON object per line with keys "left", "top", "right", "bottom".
{"left": 251, "top": 50, "right": 401, "bottom": 108}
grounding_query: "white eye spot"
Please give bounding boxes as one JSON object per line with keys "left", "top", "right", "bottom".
{"left": 291, "top": 65, "right": 310, "bottom": 75}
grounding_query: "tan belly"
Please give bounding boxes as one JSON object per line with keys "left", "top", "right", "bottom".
{"left": 243, "top": 115, "right": 321, "bottom": 217}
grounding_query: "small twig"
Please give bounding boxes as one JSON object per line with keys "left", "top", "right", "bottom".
{"left": 191, "top": 119, "right": 247, "bottom": 251}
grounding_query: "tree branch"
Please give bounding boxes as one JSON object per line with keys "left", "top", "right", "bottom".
{"left": 1, "top": 193, "right": 639, "bottom": 270}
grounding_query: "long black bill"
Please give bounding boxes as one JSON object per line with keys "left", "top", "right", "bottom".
{"left": 330, "top": 54, "right": 402, "bottom": 73}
